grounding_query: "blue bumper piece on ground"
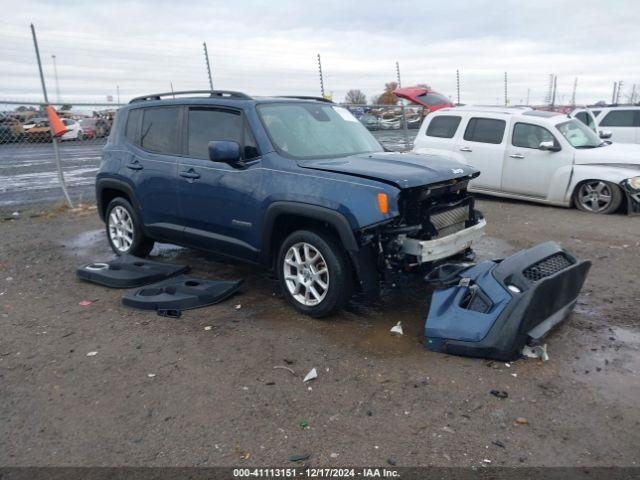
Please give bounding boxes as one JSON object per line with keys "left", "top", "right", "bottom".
{"left": 424, "top": 241, "right": 591, "bottom": 361}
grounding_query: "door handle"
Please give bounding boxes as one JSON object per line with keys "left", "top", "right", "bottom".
{"left": 179, "top": 169, "right": 201, "bottom": 180}
{"left": 509, "top": 153, "right": 525, "bottom": 159}
{"left": 126, "top": 161, "right": 143, "bottom": 170}
{"left": 459, "top": 147, "right": 472, "bottom": 152}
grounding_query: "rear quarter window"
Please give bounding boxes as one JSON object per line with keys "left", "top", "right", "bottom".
{"left": 124, "top": 109, "right": 142, "bottom": 144}
{"left": 463, "top": 117, "right": 506, "bottom": 144}
{"left": 426, "top": 115, "right": 461, "bottom": 138}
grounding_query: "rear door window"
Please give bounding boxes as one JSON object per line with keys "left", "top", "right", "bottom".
{"left": 140, "top": 107, "right": 180, "bottom": 154}
{"left": 426, "top": 115, "right": 461, "bottom": 138}
{"left": 463, "top": 117, "right": 506, "bottom": 144}
{"left": 600, "top": 110, "right": 636, "bottom": 127}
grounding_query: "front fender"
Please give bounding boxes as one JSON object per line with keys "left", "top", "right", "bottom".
{"left": 565, "top": 165, "right": 640, "bottom": 203}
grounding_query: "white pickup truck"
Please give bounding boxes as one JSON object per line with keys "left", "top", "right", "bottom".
{"left": 413, "top": 106, "right": 640, "bottom": 214}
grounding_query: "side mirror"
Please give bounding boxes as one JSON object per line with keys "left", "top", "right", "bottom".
{"left": 539, "top": 140, "right": 561, "bottom": 152}
{"left": 208, "top": 140, "right": 243, "bottom": 167}
{"left": 599, "top": 130, "right": 612, "bottom": 139}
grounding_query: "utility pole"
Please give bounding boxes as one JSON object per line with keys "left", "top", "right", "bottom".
{"left": 203, "top": 41, "right": 213, "bottom": 90}
{"left": 317, "top": 54, "right": 325, "bottom": 98}
{"left": 615, "top": 80, "right": 623, "bottom": 104}
{"left": 526, "top": 88, "right": 530, "bottom": 106}
{"left": 116, "top": 85, "right": 120, "bottom": 104}
{"left": 631, "top": 84, "right": 638, "bottom": 104}
{"left": 570, "top": 77, "right": 577, "bottom": 106}
{"left": 611, "top": 82, "right": 617, "bottom": 104}
{"left": 31, "top": 24, "right": 72, "bottom": 208}
{"left": 395, "top": 60, "right": 410, "bottom": 150}
{"left": 504, "top": 72, "right": 508, "bottom": 106}
{"left": 456, "top": 69, "right": 460, "bottom": 105}
{"left": 551, "top": 75, "right": 557, "bottom": 107}
{"left": 51, "top": 54, "right": 60, "bottom": 103}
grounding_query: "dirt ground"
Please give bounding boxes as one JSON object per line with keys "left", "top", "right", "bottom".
{"left": 0, "top": 198, "right": 639, "bottom": 467}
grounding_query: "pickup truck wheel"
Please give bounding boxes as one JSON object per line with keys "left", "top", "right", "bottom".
{"left": 574, "top": 180, "right": 622, "bottom": 214}
{"left": 105, "top": 197, "right": 154, "bottom": 257}
{"left": 278, "top": 230, "right": 353, "bottom": 318}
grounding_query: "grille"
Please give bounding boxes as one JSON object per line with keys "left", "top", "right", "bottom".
{"left": 431, "top": 205, "right": 469, "bottom": 237}
{"left": 523, "top": 253, "right": 573, "bottom": 282}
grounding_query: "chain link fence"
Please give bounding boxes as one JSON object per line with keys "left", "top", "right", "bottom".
{"left": 0, "top": 100, "right": 121, "bottom": 210}
{"left": 1, "top": 99, "right": 423, "bottom": 211}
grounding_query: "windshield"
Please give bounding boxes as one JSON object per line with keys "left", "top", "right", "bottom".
{"left": 258, "top": 103, "right": 383, "bottom": 159}
{"left": 556, "top": 119, "right": 602, "bottom": 148}
{"left": 416, "top": 92, "right": 450, "bottom": 107}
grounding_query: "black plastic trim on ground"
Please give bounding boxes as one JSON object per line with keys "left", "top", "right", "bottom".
{"left": 76, "top": 255, "right": 189, "bottom": 288}
{"left": 121, "top": 275, "right": 243, "bottom": 311}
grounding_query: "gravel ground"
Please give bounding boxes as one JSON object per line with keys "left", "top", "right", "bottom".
{"left": 0, "top": 198, "right": 638, "bottom": 467}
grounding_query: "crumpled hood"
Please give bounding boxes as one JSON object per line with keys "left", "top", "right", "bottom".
{"left": 297, "top": 152, "right": 479, "bottom": 189}
{"left": 575, "top": 143, "right": 640, "bottom": 168}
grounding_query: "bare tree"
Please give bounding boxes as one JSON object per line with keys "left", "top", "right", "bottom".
{"left": 377, "top": 82, "right": 399, "bottom": 105}
{"left": 344, "top": 89, "right": 367, "bottom": 105}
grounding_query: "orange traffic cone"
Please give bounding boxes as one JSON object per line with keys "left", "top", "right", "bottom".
{"left": 45, "top": 105, "right": 69, "bottom": 137}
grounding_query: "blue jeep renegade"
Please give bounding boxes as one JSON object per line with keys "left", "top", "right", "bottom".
{"left": 96, "top": 91, "right": 485, "bottom": 317}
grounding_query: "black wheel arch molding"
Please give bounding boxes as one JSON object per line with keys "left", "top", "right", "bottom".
{"left": 96, "top": 177, "right": 143, "bottom": 222}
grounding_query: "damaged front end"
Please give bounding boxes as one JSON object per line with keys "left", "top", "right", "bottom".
{"left": 357, "top": 176, "right": 486, "bottom": 284}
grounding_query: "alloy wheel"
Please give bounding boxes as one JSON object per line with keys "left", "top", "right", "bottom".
{"left": 108, "top": 206, "right": 134, "bottom": 253}
{"left": 578, "top": 181, "right": 613, "bottom": 212}
{"left": 283, "top": 242, "right": 330, "bottom": 306}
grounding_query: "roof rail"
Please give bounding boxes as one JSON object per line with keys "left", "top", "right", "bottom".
{"left": 129, "top": 90, "right": 252, "bottom": 104}
{"left": 277, "top": 95, "right": 334, "bottom": 103}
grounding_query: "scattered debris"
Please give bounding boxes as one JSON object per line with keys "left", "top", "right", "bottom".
{"left": 273, "top": 365, "right": 295, "bottom": 375}
{"left": 515, "top": 417, "right": 529, "bottom": 425}
{"left": 157, "top": 309, "right": 182, "bottom": 318}
{"left": 235, "top": 304, "right": 242, "bottom": 310}
{"left": 522, "top": 344, "right": 549, "bottom": 361}
{"left": 330, "top": 452, "right": 339, "bottom": 459}
{"left": 490, "top": 390, "right": 509, "bottom": 399}
{"left": 303, "top": 368, "right": 318, "bottom": 382}
{"left": 265, "top": 381, "right": 275, "bottom": 386}
{"left": 11, "top": 211, "right": 19, "bottom": 218}
{"left": 78, "top": 299, "right": 96, "bottom": 307}
{"left": 442, "top": 426, "right": 455, "bottom": 433}
{"left": 147, "top": 373, "right": 156, "bottom": 378}
{"left": 299, "top": 419, "right": 309, "bottom": 430}
{"left": 86, "top": 351, "right": 98, "bottom": 357}
{"left": 482, "top": 459, "right": 492, "bottom": 464}
{"left": 390, "top": 321, "right": 403, "bottom": 336}
{"left": 289, "top": 453, "right": 311, "bottom": 462}
{"left": 492, "top": 440, "right": 506, "bottom": 449}
{"left": 387, "top": 457, "right": 397, "bottom": 466}
{"left": 204, "top": 326, "right": 213, "bottom": 331}
{"left": 283, "top": 358, "right": 294, "bottom": 365}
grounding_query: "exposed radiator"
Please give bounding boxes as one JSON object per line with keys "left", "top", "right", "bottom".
{"left": 431, "top": 205, "right": 470, "bottom": 238}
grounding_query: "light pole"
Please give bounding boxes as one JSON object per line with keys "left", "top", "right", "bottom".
{"left": 51, "top": 54, "right": 61, "bottom": 103}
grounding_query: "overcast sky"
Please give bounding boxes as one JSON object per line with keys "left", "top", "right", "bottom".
{"left": 1, "top": 0, "right": 639, "bottom": 106}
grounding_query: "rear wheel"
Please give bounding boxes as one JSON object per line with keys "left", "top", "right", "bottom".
{"left": 277, "top": 230, "right": 353, "bottom": 318}
{"left": 105, "top": 197, "right": 154, "bottom": 256}
{"left": 574, "top": 180, "right": 622, "bottom": 214}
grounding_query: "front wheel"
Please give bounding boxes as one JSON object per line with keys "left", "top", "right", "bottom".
{"left": 573, "top": 180, "right": 622, "bottom": 214}
{"left": 105, "top": 197, "right": 154, "bottom": 256}
{"left": 277, "top": 230, "right": 353, "bottom": 318}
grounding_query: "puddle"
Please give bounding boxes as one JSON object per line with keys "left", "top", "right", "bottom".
{"left": 568, "top": 326, "right": 640, "bottom": 407}
{"left": 63, "top": 228, "right": 112, "bottom": 257}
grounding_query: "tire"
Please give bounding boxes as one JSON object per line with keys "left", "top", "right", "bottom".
{"left": 104, "top": 197, "right": 154, "bottom": 257}
{"left": 277, "top": 229, "right": 353, "bottom": 318}
{"left": 573, "top": 180, "right": 622, "bottom": 214}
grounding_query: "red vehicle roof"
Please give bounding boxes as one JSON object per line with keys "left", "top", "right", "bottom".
{"left": 394, "top": 86, "right": 453, "bottom": 112}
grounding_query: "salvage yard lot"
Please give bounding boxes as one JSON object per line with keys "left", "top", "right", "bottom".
{"left": 0, "top": 198, "right": 639, "bottom": 467}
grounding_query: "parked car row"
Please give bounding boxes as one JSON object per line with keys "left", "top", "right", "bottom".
{"left": 0, "top": 113, "right": 113, "bottom": 143}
